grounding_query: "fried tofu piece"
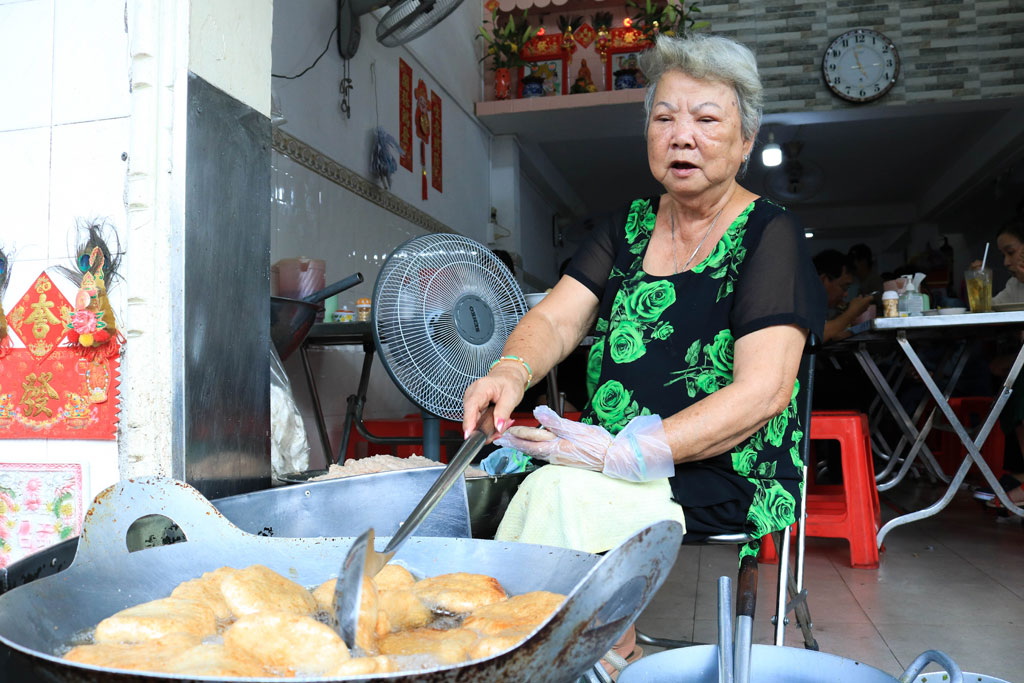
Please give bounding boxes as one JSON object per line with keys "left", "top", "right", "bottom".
{"left": 374, "top": 564, "right": 416, "bottom": 591}
{"left": 311, "top": 576, "right": 390, "bottom": 648}
{"left": 218, "top": 564, "right": 316, "bottom": 617}
{"left": 64, "top": 633, "right": 202, "bottom": 671}
{"left": 378, "top": 588, "right": 432, "bottom": 632}
{"left": 223, "top": 611, "right": 350, "bottom": 675}
{"left": 463, "top": 591, "right": 566, "bottom": 636}
{"left": 329, "top": 654, "right": 402, "bottom": 675}
{"left": 311, "top": 577, "right": 336, "bottom": 613}
{"left": 93, "top": 598, "right": 217, "bottom": 644}
{"left": 170, "top": 574, "right": 232, "bottom": 620}
{"left": 468, "top": 631, "right": 532, "bottom": 660}
{"left": 377, "top": 627, "right": 479, "bottom": 664}
{"left": 411, "top": 573, "right": 507, "bottom": 613}
{"left": 164, "top": 643, "right": 268, "bottom": 677}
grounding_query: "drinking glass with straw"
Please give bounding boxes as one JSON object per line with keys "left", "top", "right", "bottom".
{"left": 965, "top": 243, "right": 993, "bottom": 313}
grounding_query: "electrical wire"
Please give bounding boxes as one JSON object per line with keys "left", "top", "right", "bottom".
{"left": 272, "top": 26, "right": 338, "bottom": 79}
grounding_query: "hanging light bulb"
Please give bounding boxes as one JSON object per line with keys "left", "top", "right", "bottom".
{"left": 537, "top": 15, "right": 545, "bottom": 36}
{"left": 761, "top": 131, "right": 782, "bottom": 167}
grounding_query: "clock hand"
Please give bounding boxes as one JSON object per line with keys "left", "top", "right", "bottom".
{"left": 853, "top": 48, "right": 868, "bottom": 78}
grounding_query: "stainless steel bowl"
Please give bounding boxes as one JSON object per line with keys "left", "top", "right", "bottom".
{"left": 466, "top": 467, "right": 535, "bottom": 539}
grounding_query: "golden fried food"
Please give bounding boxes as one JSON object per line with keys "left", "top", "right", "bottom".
{"left": 378, "top": 588, "right": 432, "bottom": 631}
{"left": 462, "top": 591, "right": 565, "bottom": 635}
{"left": 468, "top": 631, "right": 532, "bottom": 660}
{"left": 93, "top": 598, "right": 217, "bottom": 643}
{"left": 374, "top": 563, "right": 417, "bottom": 590}
{"left": 377, "top": 626, "right": 479, "bottom": 664}
{"left": 164, "top": 643, "right": 268, "bottom": 677}
{"left": 64, "top": 633, "right": 202, "bottom": 671}
{"left": 411, "top": 572, "right": 507, "bottom": 613}
{"left": 329, "top": 654, "right": 402, "bottom": 675}
{"left": 223, "top": 611, "right": 350, "bottom": 675}
{"left": 170, "top": 574, "right": 232, "bottom": 620}
{"left": 311, "top": 577, "right": 389, "bottom": 649}
{"left": 218, "top": 565, "right": 316, "bottom": 617}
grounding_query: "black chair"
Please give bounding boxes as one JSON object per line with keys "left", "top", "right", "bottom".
{"left": 637, "top": 334, "right": 819, "bottom": 651}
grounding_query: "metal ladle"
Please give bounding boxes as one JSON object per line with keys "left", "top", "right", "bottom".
{"left": 333, "top": 407, "right": 496, "bottom": 650}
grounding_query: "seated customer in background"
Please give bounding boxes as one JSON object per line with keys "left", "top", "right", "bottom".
{"left": 814, "top": 249, "right": 873, "bottom": 342}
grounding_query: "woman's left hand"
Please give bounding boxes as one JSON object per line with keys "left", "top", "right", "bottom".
{"left": 496, "top": 406, "right": 675, "bottom": 482}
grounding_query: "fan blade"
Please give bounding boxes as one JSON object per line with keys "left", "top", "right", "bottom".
{"left": 376, "top": 0, "right": 464, "bottom": 47}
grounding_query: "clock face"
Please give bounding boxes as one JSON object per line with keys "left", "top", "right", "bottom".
{"left": 822, "top": 29, "right": 899, "bottom": 103}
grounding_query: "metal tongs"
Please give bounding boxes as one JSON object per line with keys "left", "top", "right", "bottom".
{"left": 333, "top": 407, "right": 496, "bottom": 651}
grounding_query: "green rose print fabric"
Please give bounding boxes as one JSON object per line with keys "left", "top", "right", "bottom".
{"left": 580, "top": 198, "right": 806, "bottom": 558}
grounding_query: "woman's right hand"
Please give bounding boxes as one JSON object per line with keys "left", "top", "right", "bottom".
{"left": 462, "top": 362, "right": 529, "bottom": 443}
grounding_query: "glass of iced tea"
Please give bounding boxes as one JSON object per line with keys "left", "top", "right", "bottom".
{"left": 964, "top": 268, "right": 992, "bottom": 312}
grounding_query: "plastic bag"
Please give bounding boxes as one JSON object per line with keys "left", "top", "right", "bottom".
{"left": 270, "top": 345, "right": 310, "bottom": 483}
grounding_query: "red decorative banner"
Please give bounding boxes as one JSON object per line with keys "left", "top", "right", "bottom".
{"left": 5, "top": 271, "right": 72, "bottom": 359}
{"left": 399, "top": 59, "right": 413, "bottom": 172}
{"left": 0, "top": 349, "right": 119, "bottom": 439}
{"left": 415, "top": 79, "right": 430, "bottom": 200}
{"left": 430, "top": 90, "right": 442, "bottom": 194}
{"left": 0, "top": 462, "right": 84, "bottom": 569}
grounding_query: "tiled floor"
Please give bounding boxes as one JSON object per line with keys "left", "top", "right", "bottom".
{"left": 634, "top": 481, "right": 1024, "bottom": 681}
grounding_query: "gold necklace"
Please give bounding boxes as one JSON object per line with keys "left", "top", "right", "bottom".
{"left": 671, "top": 206, "right": 725, "bottom": 273}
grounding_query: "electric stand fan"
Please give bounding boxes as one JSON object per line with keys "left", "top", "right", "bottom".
{"left": 371, "top": 233, "right": 527, "bottom": 461}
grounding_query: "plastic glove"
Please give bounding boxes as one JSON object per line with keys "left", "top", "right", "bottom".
{"left": 495, "top": 406, "right": 675, "bottom": 482}
{"left": 495, "top": 405, "right": 611, "bottom": 470}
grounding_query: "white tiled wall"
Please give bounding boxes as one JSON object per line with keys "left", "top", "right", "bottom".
{"left": 271, "top": 151, "right": 422, "bottom": 467}
{"left": 0, "top": 0, "right": 130, "bottom": 504}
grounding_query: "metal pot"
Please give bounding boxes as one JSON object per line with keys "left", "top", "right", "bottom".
{"left": 271, "top": 273, "right": 363, "bottom": 360}
{"left": 0, "top": 477, "right": 682, "bottom": 683}
{"left": 618, "top": 645, "right": 962, "bottom": 683}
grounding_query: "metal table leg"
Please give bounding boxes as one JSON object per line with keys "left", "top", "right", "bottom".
{"left": 853, "top": 343, "right": 964, "bottom": 491}
{"left": 299, "top": 343, "right": 334, "bottom": 463}
{"left": 878, "top": 344, "right": 968, "bottom": 488}
{"left": 876, "top": 332, "right": 1024, "bottom": 546}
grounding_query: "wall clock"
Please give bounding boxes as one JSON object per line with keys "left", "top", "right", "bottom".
{"left": 822, "top": 29, "right": 899, "bottom": 103}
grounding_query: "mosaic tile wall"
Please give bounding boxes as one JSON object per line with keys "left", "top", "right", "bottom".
{"left": 699, "top": 1, "right": 1024, "bottom": 111}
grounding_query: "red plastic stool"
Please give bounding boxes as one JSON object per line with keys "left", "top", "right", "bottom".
{"left": 935, "top": 397, "right": 1005, "bottom": 482}
{"left": 806, "top": 410, "right": 881, "bottom": 569}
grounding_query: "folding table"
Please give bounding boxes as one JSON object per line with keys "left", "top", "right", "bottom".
{"left": 829, "top": 311, "right": 1024, "bottom": 546}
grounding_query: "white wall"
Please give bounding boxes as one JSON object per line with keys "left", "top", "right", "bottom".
{"left": 189, "top": 0, "right": 274, "bottom": 116}
{"left": 0, "top": 0, "right": 130, "bottom": 507}
{"left": 270, "top": 0, "right": 562, "bottom": 465}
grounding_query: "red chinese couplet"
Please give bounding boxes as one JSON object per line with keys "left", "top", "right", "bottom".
{"left": 0, "top": 349, "right": 119, "bottom": 440}
{"left": 399, "top": 59, "right": 413, "bottom": 172}
{"left": 431, "top": 90, "right": 443, "bottom": 194}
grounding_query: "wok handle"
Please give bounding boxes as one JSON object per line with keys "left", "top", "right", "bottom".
{"left": 899, "top": 650, "right": 963, "bottom": 683}
{"left": 733, "top": 555, "right": 757, "bottom": 683}
{"left": 302, "top": 272, "right": 364, "bottom": 304}
{"left": 382, "top": 407, "right": 494, "bottom": 555}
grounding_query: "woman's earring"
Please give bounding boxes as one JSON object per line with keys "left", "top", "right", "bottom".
{"left": 742, "top": 153, "right": 750, "bottom": 162}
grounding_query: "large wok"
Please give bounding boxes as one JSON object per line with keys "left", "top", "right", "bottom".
{"left": 271, "top": 273, "right": 364, "bottom": 360}
{"left": 0, "top": 477, "right": 682, "bottom": 683}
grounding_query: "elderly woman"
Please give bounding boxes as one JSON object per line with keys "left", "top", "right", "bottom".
{"left": 463, "top": 33, "right": 824, "bottom": 667}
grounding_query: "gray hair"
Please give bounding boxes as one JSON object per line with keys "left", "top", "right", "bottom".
{"left": 640, "top": 33, "right": 763, "bottom": 147}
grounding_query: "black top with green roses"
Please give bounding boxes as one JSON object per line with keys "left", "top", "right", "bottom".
{"left": 564, "top": 197, "right": 825, "bottom": 558}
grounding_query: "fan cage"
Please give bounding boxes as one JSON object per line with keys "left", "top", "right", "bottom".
{"left": 372, "top": 234, "right": 527, "bottom": 422}
{"left": 376, "top": 0, "right": 464, "bottom": 47}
